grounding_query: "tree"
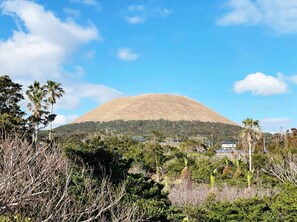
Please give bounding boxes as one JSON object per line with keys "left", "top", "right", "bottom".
{"left": 26, "top": 81, "right": 48, "bottom": 143}
{"left": 241, "top": 118, "right": 262, "bottom": 172}
{"left": 143, "top": 142, "right": 166, "bottom": 182}
{"left": 151, "top": 130, "right": 166, "bottom": 143}
{"left": 180, "top": 138, "right": 206, "bottom": 153}
{"left": 46, "top": 80, "right": 65, "bottom": 140}
{"left": 0, "top": 75, "right": 25, "bottom": 137}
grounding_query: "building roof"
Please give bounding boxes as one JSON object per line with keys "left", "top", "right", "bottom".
{"left": 221, "top": 141, "right": 237, "bottom": 144}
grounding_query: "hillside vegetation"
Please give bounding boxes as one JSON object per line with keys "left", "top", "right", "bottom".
{"left": 55, "top": 120, "right": 241, "bottom": 142}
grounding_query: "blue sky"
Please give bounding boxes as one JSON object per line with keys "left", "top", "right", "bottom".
{"left": 1, "top": 0, "right": 297, "bottom": 132}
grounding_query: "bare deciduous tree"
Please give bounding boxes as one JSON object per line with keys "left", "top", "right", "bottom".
{"left": 263, "top": 154, "right": 297, "bottom": 185}
{"left": 0, "top": 136, "right": 141, "bottom": 221}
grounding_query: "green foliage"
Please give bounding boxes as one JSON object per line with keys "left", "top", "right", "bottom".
{"left": 68, "top": 170, "right": 86, "bottom": 200}
{"left": 63, "top": 136, "right": 131, "bottom": 182}
{"left": 189, "top": 156, "right": 254, "bottom": 187}
{"left": 142, "top": 143, "right": 166, "bottom": 172}
{"left": 26, "top": 80, "right": 64, "bottom": 142}
{"left": 207, "top": 197, "right": 271, "bottom": 221}
{"left": 150, "top": 130, "right": 166, "bottom": 143}
{"left": 162, "top": 146, "right": 185, "bottom": 178}
{"left": 190, "top": 156, "right": 225, "bottom": 184}
{"left": 204, "top": 146, "right": 217, "bottom": 157}
{"left": 125, "top": 143, "right": 146, "bottom": 167}
{"left": 46, "top": 80, "right": 65, "bottom": 140}
{"left": 210, "top": 169, "right": 217, "bottom": 189}
{"left": 26, "top": 81, "right": 49, "bottom": 120}
{"left": 0, "top": 75, "right": 25, "bottom": 136}
{"left": 193, "top": 184, "right": 297, "bottom": 221}
{"left": 268, "top": 184, "right": 297, "bottom": 220}
{"left": 180, "top": 207, "right": 208, "bottom": 222}
{"left": 56, "top": 119, "right": 242, "bottom": 141}
{"left": 0, "top": 215, "right": 32, "bottom": 222}
{"left": 253, "top": 153, "right": 269, "bottom": 170}
{"left": 164, "top": 157, "right": 185, "bottom": 178}
{"left": 180, "top": 138, "right": 205, "bottom": 153}
{"left": 125, "top": 174, "right": 184, "bottom": 221}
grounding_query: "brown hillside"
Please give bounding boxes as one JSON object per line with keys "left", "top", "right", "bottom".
{"left": 73, "top": 94, "right": 238, "bottom": 125}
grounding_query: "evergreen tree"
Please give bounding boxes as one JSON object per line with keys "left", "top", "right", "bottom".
{"left": 0, "top": 75, "right": 25, "bottom": 137}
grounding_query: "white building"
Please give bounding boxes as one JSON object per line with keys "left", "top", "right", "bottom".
{"left": 221, "top": 141, "right": 236, "bottom": 150}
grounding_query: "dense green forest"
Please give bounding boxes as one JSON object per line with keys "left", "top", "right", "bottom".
{"left": 1, "top": 75, "right": 297, "bottom": 221}
{"left": 55, "top": 120, "right": 242, "bottom": 143}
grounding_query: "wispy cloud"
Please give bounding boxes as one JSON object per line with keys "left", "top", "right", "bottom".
{"left": 0, "top": 0, "right": 121, "bottom": 117}
{"left": 70, "top": 0, "right": 98, "bottom": 6}
{"left": 218, "top": 0, "right": 297, "bottom": 34}
{"left": 287, "top": 75, "right": 297, "bottom": 84}
{"left": 234, "top": 72, "right": 288, "bottom": 95}
{"left": 84, "top": 49, "right": 96, "bottom": 59}
{"left": 69, "top": 0, "right": 102, "bottom": 11}
{"left": 63, "top": 8, "right": 80, "bottom": 18}
{"left": 124, "top": 4, "right": 172, "bottom": 24}
{"left": 154, "top": 7, "right": 171, "bottom": 17}
{"left": 260, "top": 118, "right": 294, "bottom": 133}
{"left": 125, "top": 16, "right": 145, "bottom": 24}
{"left": 128, "top": 5, "right": 145, "bottom": 12}
{"left": 126, "top": 4, "right": 146, "bottom": 24}
{"left": 117, "top": 48, "right": 139, "bottom": 61}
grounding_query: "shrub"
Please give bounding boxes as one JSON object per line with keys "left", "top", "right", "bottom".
{"left": 192, "top": 184, "right": 297, "bottom": 221}
{"left": 0, "top": 137, "right": 141, "bottom": 221}
{"left": 63, "top": 136, "right": 131, "bottom": 182}
{"left": 125, "top": 174, "right": 184, "bottom": 221}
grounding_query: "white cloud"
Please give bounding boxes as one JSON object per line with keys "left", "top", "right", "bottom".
{"left": 56, "top": 82, "right": 122, "bottom": 111}
{"left": 218, "top": 0, "right": 297, "bottom": 34}
{"left": 84, "top": 49, "right": 96, "bottom": 59}
{"left": 128, "top": 5, "right": 145, "bottom": 12}
{"left": 126, "top": 4, "right": 146, "bottom": 24}
{"left": 0, "top": 0, "right": 98, "bottom": 81}
{"left": 124, "top": 4, "right": 172, "bottom": 24}
{"left": 78, "top": 83, "right": 121, "bottom": 103}
{"left": 69, "top": 0, "right": 102, "bottom": 12}
{"left": 288, "top": 75, "right": 297, "bottom": 84}
{"left": 154, "top": 7, "right": 171, "bottom": 17}
{"left": 63, "top": 8, "right": 81, "bottom": 18}
{"left": 126, "top": 16, "right": 145, "bottom": 24}
{"left": 117, "top": 48, "right": 139, "bottom": 61}
{"left": 52, "top": 114, "right": 79, "bottom": 128}
{"left": 234, "top": 72, "right": 288, "bottom": 95}
{"left": 70, "top": 0, "right": 98, "bottom": 6}
{"left": 260, "top": 118, "right": 294, "bottom": 133}
{"left": 0, "top": 0, "right": 121, "bottom": 111}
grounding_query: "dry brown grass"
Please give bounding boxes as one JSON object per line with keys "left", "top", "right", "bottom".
{"left": 73, "top": 94, "right": 237, "bottom": 125}
{"left": 168, "top": 183, "right": 277, "bottom": 207}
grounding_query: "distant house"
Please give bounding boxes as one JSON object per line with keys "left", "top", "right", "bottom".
{"left": 131, "top": 136, "right": 146, "bottom": 142}
{"left": 215, "top": 141, "right": 246, "bottom": 160}
{"left": 221, "top": 141, "right": 237, "bottom": 150}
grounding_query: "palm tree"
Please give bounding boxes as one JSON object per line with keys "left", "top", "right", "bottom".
{"left": 241, "top": 118, "right": 262, "bottom": 171}
{"left": 46, "top": 80, "right": 65, "bottom": 140}
{"left": 26, "top": 81, "right": 48, "bottom": 143}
